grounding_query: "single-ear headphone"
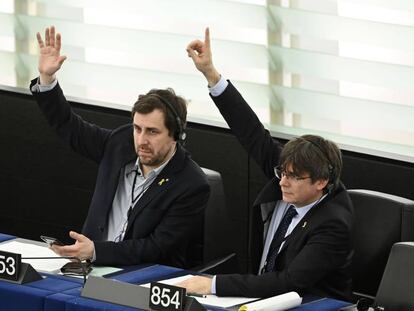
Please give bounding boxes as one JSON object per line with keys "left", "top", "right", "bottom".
{"left": 298, "top": 136, "right": 336, "bottom": 193}
{"left": 149, "top": 94, "right": 186, "bottom": 142}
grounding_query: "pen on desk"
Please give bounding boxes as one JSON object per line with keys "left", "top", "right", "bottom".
{"left": 187, "top": 292, "right": 207, "bottom": 298}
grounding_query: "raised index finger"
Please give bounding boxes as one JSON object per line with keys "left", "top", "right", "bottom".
{"left": 204, "top": 27, "right": 211, "bottom": 49}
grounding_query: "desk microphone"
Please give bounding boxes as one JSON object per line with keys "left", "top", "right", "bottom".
{"left": 22, "top": 256, "right": 90, "bottom": 285}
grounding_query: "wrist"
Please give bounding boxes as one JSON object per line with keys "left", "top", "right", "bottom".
{"left": 88, "top": 241, "right": 95, "bottom": 260}
{"left": 204, "top": 68, "right": 221, "bottom": 87}
{"left": 39, "top": 73, "right": 56, "bottom": 86}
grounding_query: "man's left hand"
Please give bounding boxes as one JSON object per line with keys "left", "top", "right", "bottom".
{"left": 51, "top": 231, "right": 94, "bottom": 261}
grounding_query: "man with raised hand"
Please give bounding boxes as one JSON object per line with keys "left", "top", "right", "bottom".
{"left": 178, "top": 28, "right": 353, "bottom": 301}
{"left": 30, "top": 26, "right": 210, "bottom": 267}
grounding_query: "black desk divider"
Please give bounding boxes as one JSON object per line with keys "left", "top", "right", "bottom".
{"left": 5, "top": 263, "right": 42, "bottom": 284}
{"left": 184, "top": 296, "right": 205, "bottom": 311}
{"left": 81, "top": 276, "right": 205, "bottom": 311}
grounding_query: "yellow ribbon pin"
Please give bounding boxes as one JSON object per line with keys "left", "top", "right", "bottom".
{"left": 158, "top": 178, "right": 169, "bottom": 186}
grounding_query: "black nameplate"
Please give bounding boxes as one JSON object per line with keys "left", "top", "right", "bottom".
{"left": 0, "top": 250, "right": 21, "bottom": 282}
{"left": 149, "top": 282, "right": 186, "bottom": 311}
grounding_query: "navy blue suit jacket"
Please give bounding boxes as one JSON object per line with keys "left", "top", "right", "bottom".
{"left": 212, "top": 81, "right": 353, "bottom": 300}
{"left": 30, "top": 79, "right": 210, "bottom": 267}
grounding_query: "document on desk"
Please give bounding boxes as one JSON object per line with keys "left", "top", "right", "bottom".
{"left": 0, "top": 240, "right": 70, "bottom": 273}
{"left": 143, "top": 274, "right": 259, "bottom": 308}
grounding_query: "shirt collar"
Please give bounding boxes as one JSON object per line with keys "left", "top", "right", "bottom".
{"left": 291, "top": 193, "right": 328, "bottom": 217}
{"left": 127, "top": 147, "right": 177, "bottom": 177}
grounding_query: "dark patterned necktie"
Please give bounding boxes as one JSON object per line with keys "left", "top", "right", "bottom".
{"left": 264, "top": 205, "right": 297, "bottom": 272}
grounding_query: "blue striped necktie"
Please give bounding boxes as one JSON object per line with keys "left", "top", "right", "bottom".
{"left": 264, "top": 205, "right": 297, "bottom": 272}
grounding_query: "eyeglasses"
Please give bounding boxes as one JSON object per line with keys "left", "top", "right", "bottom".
{"left": 274, "top": 166, "right": 311, "bottom": 182}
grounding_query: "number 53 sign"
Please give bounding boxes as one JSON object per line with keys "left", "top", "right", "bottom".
{"left": 149, "top": 282, "right": 186, "bottom": 311}
{"left": 0, "top": 250, "right": 20, "bottom": 281}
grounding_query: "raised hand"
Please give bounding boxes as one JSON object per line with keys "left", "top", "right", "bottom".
{"left": 186, "top": 28, "right": 220, "bottom": 86}
{"left": 36, "top": 26, "right": 67, "bottom": 85}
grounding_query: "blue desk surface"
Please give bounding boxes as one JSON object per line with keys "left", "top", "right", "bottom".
{"left": 292, "top": 297, "right": 350, "bottom": 310}
{"left": 0, "top": 234, "right": 351, "bottom": 311}
{"left": 1, "top": 275, "right": 351, "bottom": 311}
{"left": 0, "top": 233, "right": 16, "bottom": 243}
{"left": 0, "top": 264, "right": 185, "bottom": 311}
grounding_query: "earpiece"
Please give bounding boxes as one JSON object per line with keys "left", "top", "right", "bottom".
{"left": 149, "top": 94, "right": 186, "bottom": 141}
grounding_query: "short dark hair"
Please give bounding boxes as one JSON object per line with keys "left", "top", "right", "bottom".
{"left": 279, "top": 134, "right": 342, "bottom": 190}
{"left": 132, "top": 88, "right": 187, "bottom": 140}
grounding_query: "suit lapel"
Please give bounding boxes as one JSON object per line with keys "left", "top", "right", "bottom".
{"left": 127, "top": 173, "right": 173, "bottom": 220}
{"left": 277, "top": 194, "right": 332, "bottom": 254}
{"left": 277, "top": 216, "right": 309, "bottom": 255}
{"left": 124, "top": 144, "right": 188, "bottom": 235}
{"left": 101, "top": 128, "right": 137, "bottom": 222}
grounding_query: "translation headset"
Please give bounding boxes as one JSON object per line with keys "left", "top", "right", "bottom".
{"left": 148, "top": 93, "right": 186, "bottom": 142}
{"left": 298, "top": 136, "right": 336, "bottom": 193}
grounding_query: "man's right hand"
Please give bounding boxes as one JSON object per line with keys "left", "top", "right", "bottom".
{"left": 186, "top": 27, "right": 221, "bottom": 87}
{"left": 36, "top": 26, "right": 67, "bottom": 85}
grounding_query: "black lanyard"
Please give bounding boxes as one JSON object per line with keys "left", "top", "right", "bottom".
{"left": 127, "top": 169, "right": 151, "bottom": 219}
{"left": 131, "top": 169, "right": 141, "bottom": 205}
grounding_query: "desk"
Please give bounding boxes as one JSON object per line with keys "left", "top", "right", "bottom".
{"left": 0, "top": 233, "right": 15, "bottom": 242}
{"left": 0, "top": 264, "right": 184, "bottom": 311}
{"left": 0, "top": 234, "right": 184, "bottom": 311}
{"left": 0, "top": 234, "right": 351, "bottom": 311}
{"left": 291, "top": 297, "right": 350, "bottom": 310}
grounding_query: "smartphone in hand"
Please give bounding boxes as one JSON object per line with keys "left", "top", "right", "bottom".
{"left": 40, "top": 235, "right": 65, "bottom": 246}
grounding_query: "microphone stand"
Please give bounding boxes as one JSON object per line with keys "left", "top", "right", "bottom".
{"left": 22, "top": 256, "right": 88, "bottom": 285}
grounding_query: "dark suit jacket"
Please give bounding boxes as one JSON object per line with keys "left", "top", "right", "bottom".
{"left": 212, "top": 81, "right": 354, "bottom": 300}
{"left": 30, "top": 79, "right": 210, "bottom": 268}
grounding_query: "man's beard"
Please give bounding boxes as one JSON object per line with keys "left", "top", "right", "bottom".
{"left": 137, "top": 147, "right": 169, "bottom": 168}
